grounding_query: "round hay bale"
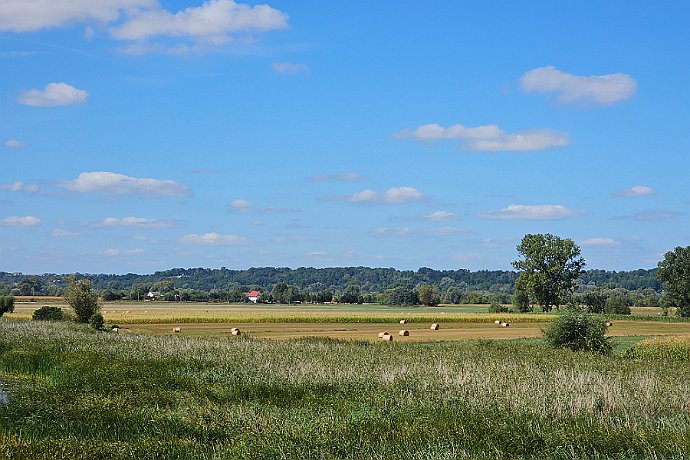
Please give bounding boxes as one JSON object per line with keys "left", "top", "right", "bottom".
{"left": 501, "top": 322, "right": 510, "bottom": 327}
{"left": 399, "top": 329, "right": 409, "bottom": 336}
{"left": 381, "top": 334, "right": 393, "bottom": 341}
{"left": 173, "top": 327, "right": 181, "bottom": 333}
{"left": 430, "top": 323, "right": 440, "bottom": 330}
{"left": 494, "top": 320, "right": 502, "bottom": 325}
{"left": 112, "top": 327, "right": 119, "bottom": 333}
{"left": 378, "top": 331, "right": 389, "bottom": 338}
{"left": 399, "top": 319, "right": 407, "bottom": 324}
{"left": 606, "top": 321, "right": 613, "bottom": 327}
{"left": 231, "top": 328, "right": 241, "bottom": 336}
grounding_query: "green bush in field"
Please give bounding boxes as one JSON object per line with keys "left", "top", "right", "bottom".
{"left": 64, "top": 277, "right": 100, "bottom": 323}
{"left": 543, "top": 310, "right": 612, "bottom": 354}
{"left": 89, "top": 313, "right": 105, "bottom": 331}
{"left": 488, "top": 300, "right": 508, "bottom": 313}
{"left": 32, "top": 306, "right": 65, "bottom": 321}
{"left": 0, "top": 295, "right": 15, "bottom": 316}
{"left": 605, "top": 294, "right": 631, "bottom": 315}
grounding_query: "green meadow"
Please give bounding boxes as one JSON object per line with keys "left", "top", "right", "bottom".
{"left": 1, "top": 316, "right": 689, "bottom": 459}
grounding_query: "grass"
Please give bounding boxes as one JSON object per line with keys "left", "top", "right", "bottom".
{"left": 1, "top": 318, "right": 690, "bottom": 458}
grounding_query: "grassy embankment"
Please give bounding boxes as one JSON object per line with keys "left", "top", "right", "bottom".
{"left": 1, "top": 318, "right": 689, "bottom": 459}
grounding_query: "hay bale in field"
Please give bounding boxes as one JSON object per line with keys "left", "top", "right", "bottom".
{"left": 495, "top": 320, "right": 503, "bottom": 325}
{"left": 430, "top": 323, "right": 440, "bottom": 330}
{"left": 173, "top": 327, "right": 181, "bottom": 333}
{"left": 231, "top": 328, "right": 241, "bottom": 336}
{"left": 399, "top": 319, "right": 407, "bottom": 324}
{"left": 606, "top": 321, "right": 613, "bottom": 327}
{"left": 399, "top": 330, "right": 409, "bottom": 336}
{"left": 112, "top": 327, "right": 119, "bottom": 333}
{"left": 381, "top": 334, "right": 393, "bottom": 341}
{"left": 378, "top": 331, "right": 389, "bottom": 338}
{"left": 501, "top": 322, "right": 510, "bottom": 327}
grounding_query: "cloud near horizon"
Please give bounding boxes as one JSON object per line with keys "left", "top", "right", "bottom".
{"left": 581, "top": 237, "right": 618, "bottom": 246}
{"left": 396, "top": 123, "right": 569, "bottom": 152}
{"left": 61, "top": 172, "right": 189, "bottom": 197}
{"left": 520, "top": 66, "right": 637, "bottom": 106}
{"left": 18, "top": 83, "right": 88, "bottom": 107}
{"left": 99, "top": 216, "right": 177, "bottom": 228}
{"left": 181, "top": 232, "right": 248, "bottom": 245}
{"left": 478, "top": 204, "right": 584, "bottom": 220}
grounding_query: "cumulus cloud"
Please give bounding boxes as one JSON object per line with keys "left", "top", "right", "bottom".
{"left": 331, "top": 187, "right": 425, "bottom": 204}
{"left": 0, "top": 215, "right": 40, "bottom": 227}
{"left": 110, "top": 0, "right": 288, "bottom": 44}
{"left": 396, "top": 123, "right": 569, "bottom": 152}
{"left": 478, "top": 204, "right": 584, "bottom": 220}
{"left": 100, "top": 216, "right": 176, "bottom": 228}
{"left": 229, "top": 199, "right": 252, "bottom": 212}
{"left": 613, "top": 185, "right": 655, "bottom": 197}
{"left": 0, "top": 182, "right": 40, "bottom": 193}
{"left": 520, "top": 66, "right": 637, "bottom": 105}
{"left": 272, "top": 62, "right": 309, "bottom": 74}
{"left": 61, "top": 171, "right": 189, "bottom": 197}
{"left": 4, "top": 139, "right": 25, "bottom": 148}
{"left": 309, "top": 172, "right": 364, "bottom": 182}
{"left": 17, "top": 82, "right": 88, "bottom": 107}
{"left": 181, "top": 232, "right": 248, "bottom": 245}
{"left": 581, "top": 237, "right": 618, "bottom": 246}
{"left": 0, "top": 0, "right": 155, "bottom": 32}
{"left": 424, "top": 210, "right": 456, "bottom": 221}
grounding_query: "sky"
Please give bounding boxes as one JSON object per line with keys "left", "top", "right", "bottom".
{"left": 1, "top": 1, "right": 689, "bottom": 275}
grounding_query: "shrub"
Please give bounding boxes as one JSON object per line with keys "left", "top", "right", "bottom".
{"left": 0, "top": 295, "right": 15, "bottom": 316}
{"left": 605, "top": 294, "right": 631, "bottom": 315}
{"left": 488, "top": 301, "right": 508, "bottom": 313}
{"left": 89, "top": 313, "right": 105, "bottom": 331}
{"left": 543, "top": 310, "right": 612, "bottom": 354}
{"left": 32, "top": 306, "right": 65, "bottom": 321}
{"left": 64, "top": 277, "right": 100, "bottom": 323}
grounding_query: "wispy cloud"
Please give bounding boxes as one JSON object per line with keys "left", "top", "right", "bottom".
{"left": 61, "top": 172, "right": 189, "bottom": 197}
{"left": 478, "top": 204, "right": 584, "bottom": 220}
{"left": 50, "top": 229, "right": 82, "bottom": 238}
{"left": 272, "top": 62, "right": 309, "bottom": 74}
{"left": 228, "top": 198, "right": 300, "bottom": 214}
{"left": 309, "top": 172, "right": 364, "bottom": 182}
{"left": 396, "top": 123, "right": 569, "bottom": 152}
{"left": 612, "top": 185, "right": 654, "bottom": 197}
{"left": 3, "top": 139, "right": 25, "bottom": 148}
{"left": 99, "top": 216, "right": 177, "bottom": 228}
{"left": 613, "top": 209, "right": 682, "bottom": 221}
{"left": 181, "top": 232, "right": 248, "bottom": 245}
{"left": 0, "top": 215, "right": 41, "bottom": 227}
{"left": 17, "top": 82, "right": 88, "bottom": 107}
{"left": 520, "top": 66, "right": 637, "bottom": 106}
{"left": 0, "top": 182, "right": 40, "bottom": 193}
{"left": 375, "top": 226, "right": 468, "bottom": 238}
{"left": 424, "top": 210, "right": 456, "bottom": 221}
{"left": 328, "top": 187, "right": 425, "bottom": 204}
{"left": 581, "top": 237, "right": 619, "bottom": 246}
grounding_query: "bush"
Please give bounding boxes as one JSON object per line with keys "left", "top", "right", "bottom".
{"left": 605, "top": 294, "right": 631, "bottom": 315}
{"left": 32, "top": 306, "right": 65, "bottom": 321}
{"left": 89, "top": 313, "right": 105, "bottom": 331}
{"left": 0, "top": 296, "right": 15, "bottom": 316}
{"left": 488, "top": 301, "right": 508, "bottom": 313}
{"left": 64, "top": 277, "right": 100, "bottom": 323}
{"left": 543, "top": 310, "right": 612, "bottom": 354}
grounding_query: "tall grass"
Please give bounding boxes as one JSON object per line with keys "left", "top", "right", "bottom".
{"left": 1, "top": 319, "right": 689, "bottom": 459}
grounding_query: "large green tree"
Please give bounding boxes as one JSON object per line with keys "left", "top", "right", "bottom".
{"left": 512, "top": 233, "right": 585, "bottom": 312}
{"left": 657, "top": 246, "right": 690, "bottom": 317}
{"left": 64, "top": 277, "right": 101, "bottom": 323}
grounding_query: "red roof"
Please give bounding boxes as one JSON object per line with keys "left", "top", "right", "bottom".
{"left": 245, "top": 290, "right": 261, "bottom": 297}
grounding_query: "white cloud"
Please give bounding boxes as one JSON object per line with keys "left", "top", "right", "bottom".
{"left": 335, "top": 187, "right": 425, "bottom": 204}
{"left": 425, "top": 210, "right": 456, "bottom": 221}
{"left": 478, "top": 204, "right": 583, "bottom": 220}
{"left": 103, "top": 248, "right": 121, "bottom": 256}
{"left": 374, "top": 227, "right": 410, "bottom": 236}
{"left": 0, "top": 215, "right": 41, "bottom": 227}
{"left": 110, "top": 0, "right": 288, "bottom": 42}
{"left": 309, "top": 172, "right": 363, "bottom": 182}
{"left": 272, "top": 62, "right": 309, "bottom": 74}
{"left": 520, "top": 66, "right": 637, "bottom": 105}
{"left": 230, "top": 199, "right": 252, "bottom": 212}
{"left": 397, "top": 123, "right": 569, "bottom": 152}
{"left": 61, "top": 171, "right": 189, "bottom": 197}
{"left": 100, "top": 216, "right": 176, "bottom": 228}
{"left": 0, "top": 182, "right": 40, "bottom": 193}
{"left": 613, "top": 185, "right": 655, "bottom": 197}
{"left": 17, "top": 82, "right": 88, "bottom": 107}
{"left": 581, "top": 237, "right": 618, "bottom": 246}
{"left": 4, "top": 139, "right": 25, "bottom": 148}
{"left": 0, "top": 0, "right": 156, "bottom": 32}
{"left": 181, "top": 232, "right": 248, "bottom": 245}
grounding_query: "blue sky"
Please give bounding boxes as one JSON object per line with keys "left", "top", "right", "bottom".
{"left": 1, "top": 1, "right": 689, "bottom": 274}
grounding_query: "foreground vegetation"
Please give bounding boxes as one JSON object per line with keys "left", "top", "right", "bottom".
{"left": 1, "top": 319, "right": 689, "bottom": 459}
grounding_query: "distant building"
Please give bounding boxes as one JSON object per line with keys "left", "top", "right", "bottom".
{"left": 244, "top": 290, "right": 261, "bottom": 303}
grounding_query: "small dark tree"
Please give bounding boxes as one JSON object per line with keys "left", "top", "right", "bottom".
{"left": 580, "top": 290, "right": 607, "bottom": 313}
{"left": 64, "top": 277, "right": 100, "bottom": 323}
{"left": 512, "top": 275, "right": 532, "bottom": 312}
{"left": 605, "top": 294, "right": 631, "bottom": 315}
{"left": 543, "top": 310, "right": 611, "bottom": 354}
{"left": 657, "top": 246, "right": 690, "bottom": 317}
{"left": 417, "top": 284, "right": 440, "bottom": 306}
{"left": 386, "top": 284, "right": 418, "bottom": 306}
{"left": 0, "top": 296, "right": 15, "bottom": 316}
{"left": 32, "top": 306, "right": 65, "bottom": 321}
{"left": 89, "top": 312, "right": 105, "bottom": 330}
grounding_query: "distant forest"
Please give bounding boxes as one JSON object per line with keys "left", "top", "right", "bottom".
{"left": 0, "top": 266, "right": 661, "bottom": 303}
